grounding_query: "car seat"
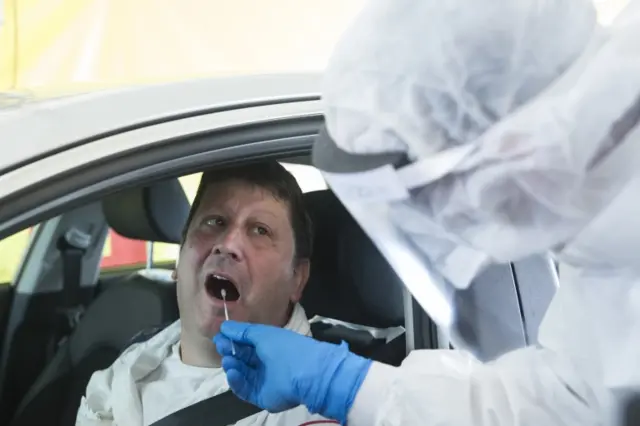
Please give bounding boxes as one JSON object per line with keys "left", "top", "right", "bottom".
{"left": 9, "top": 179, "right": 189, "bottom": 426}
{"left": 302, "top": 190, "right": 408, "bottom": 365}
{"left": 301, "top": 190, "right": 559, "bottom": 364}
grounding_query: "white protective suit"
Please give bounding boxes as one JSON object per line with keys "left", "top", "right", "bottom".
{"left": 76, "top": 304, "right": 335, "bottom": 426}
{"left": 313, "top": 0, "right": 640, "bottom": 425}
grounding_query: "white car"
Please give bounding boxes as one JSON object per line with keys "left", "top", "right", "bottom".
{"left": 0, "top": 74, "right": 559, "bottom": 426}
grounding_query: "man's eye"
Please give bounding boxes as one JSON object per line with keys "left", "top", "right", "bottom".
{"left": 205, "top": 217, "right": 225, "bottom": 227}
{"left": 252, "top": 225, "right": 269, "bottom": 236}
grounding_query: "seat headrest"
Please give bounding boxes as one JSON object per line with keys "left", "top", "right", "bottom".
{"left": 302, "top": 190, "right": 405, "bottom": 328}
{"left": 102, "top": 179, "right": 190, "bottom": 244}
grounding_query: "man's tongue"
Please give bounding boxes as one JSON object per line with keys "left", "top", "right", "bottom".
{"left": 206, "top": 275, "right": 240, "bottom": 301}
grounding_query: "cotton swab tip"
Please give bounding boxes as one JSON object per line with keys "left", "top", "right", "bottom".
{"left": 220, "top": 288, "right": 236, "bottom": 355}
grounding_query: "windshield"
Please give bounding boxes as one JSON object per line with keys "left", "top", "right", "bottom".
{"left": 0, "top": 0, "right": 366, "bottom": 99}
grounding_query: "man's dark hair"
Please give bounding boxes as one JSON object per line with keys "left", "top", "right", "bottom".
{"left": 182, "top": 161, "right": 314, "bottom": 260}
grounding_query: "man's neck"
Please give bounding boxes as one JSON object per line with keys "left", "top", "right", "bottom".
{"left": 178, "top": 305, "right": 297, "bottom": 367}
{"left": 179, "top": 330, "right": 221, "bottom": 368}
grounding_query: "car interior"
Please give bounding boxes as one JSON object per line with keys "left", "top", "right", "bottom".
{"left": 0, "top": 155, "right": 560, "bottom": 426}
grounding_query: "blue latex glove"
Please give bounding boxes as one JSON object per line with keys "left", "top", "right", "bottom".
{"left": 214, "top": 320, "right": 372, "bottom": 424}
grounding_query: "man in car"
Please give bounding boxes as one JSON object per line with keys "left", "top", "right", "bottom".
{"left": 75, "top": 161, "right": 335, "bottom": 426}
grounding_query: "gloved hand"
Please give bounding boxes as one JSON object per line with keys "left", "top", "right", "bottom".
{"left": 214, "top": 321, "right": 372, "bottom": 424}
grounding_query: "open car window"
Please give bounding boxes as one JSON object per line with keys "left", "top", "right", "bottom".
{"left": 101, "top": 163, "right": 327, "bottom": 271}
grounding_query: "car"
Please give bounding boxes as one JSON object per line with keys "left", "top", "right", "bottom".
{"left": 0, "top": 74, "right": 559, "bottom": 425}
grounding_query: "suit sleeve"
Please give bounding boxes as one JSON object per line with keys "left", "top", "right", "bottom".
{"left": 347, "top": 347, "right": 601, "bottom": 426}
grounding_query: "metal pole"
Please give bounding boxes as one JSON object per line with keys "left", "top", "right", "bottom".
{"left": 146, "top": 241, "right": 154, "bottom": 269}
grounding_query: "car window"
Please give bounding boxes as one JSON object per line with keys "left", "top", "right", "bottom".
{"left": 282, "top": 163, "right": 328, "bottom": 193}
{"left": 0, "top": 228, "right": 33, "bottom": 284}
{"left": 102, "top": 163, "right": 326, "bottom": 270}
{"left": 101, "top": 230, "right": 149, "bottom": 271}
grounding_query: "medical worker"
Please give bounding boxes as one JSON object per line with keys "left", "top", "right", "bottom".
{"left": 214, "top": 0, "right": 640, "bottom": 424}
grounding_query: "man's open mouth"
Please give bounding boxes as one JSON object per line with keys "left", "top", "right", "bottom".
{"left": 205, "top": 273, "right": 240, "bottom": 301}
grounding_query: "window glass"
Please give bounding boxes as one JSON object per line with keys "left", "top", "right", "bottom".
{"left": 0, "top": 228, "right": 33, "bottom": 284}
{"left": 282, "top": 163, "right": 328, "bottom": 193}
{"left": 179, "top": 172, "right": 203, "bottom": 204}
{"left": 101, "top": 164, "right": 326, "bottom": 270}
{"left": 100, "top": 230, "right": 148, "bottom": 271}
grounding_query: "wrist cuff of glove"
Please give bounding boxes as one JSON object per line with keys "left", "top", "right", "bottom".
{"left": 319, "top": 341, "right": 372, "bottom": 424}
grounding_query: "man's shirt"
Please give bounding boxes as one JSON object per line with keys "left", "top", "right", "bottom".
{"left": 76, "top": 304, "right": 335, "bottom": 426}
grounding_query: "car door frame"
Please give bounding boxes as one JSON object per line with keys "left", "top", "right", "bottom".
{"left": 0, "top": 99, "right": 323, "bottom": 238}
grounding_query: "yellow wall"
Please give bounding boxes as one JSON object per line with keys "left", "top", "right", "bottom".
{"left": 0, "top": 0, "right": 366, "bottom": 94}
{"left": 0, "top": 229, "right": 31, "bottom": 283}
{"left": 0, "top": 0, "right": 628, "bottom": 93}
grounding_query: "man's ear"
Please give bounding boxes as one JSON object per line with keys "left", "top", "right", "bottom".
{"left": 172, "top": 249, "right": 181, "bottom": 281}
{"left": 290, "top": 259, "right": 310, "bottom": 303}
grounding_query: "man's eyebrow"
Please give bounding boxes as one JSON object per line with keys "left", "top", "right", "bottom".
{"left": 194, "top": 206, "right": 220, "bottom": 216}
{"left": 251, "top": 209, "right": 280, "bottom": 220}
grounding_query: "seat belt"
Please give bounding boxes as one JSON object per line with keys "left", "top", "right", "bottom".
{"left": 48, "top": 228, "right": 92, "bottom": 357}
{"left": 147, "top": 325, "right": 405, "bottom": 426}
{"left": 149, "top": 390, "right": 262, "bottom": 426}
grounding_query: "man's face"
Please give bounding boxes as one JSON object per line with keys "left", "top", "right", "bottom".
{"left": 176, "top": 179, "right": 309, "bottom": 339}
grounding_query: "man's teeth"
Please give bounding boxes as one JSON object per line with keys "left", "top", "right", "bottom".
{"left": 207, "top": 274, "right": 239, "bottom": 301}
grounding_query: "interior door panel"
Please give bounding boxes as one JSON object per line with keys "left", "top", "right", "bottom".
{"left": 0, "top": 288, "right": 95, "bottom": 424}
{"left": 0, "top": 285, "right": 14, "bottom": 350}
{"left": 0, "top": 202, "right": 108, "bottom": 423}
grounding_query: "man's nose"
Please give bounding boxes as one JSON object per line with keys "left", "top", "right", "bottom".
{"left": 212, "top": 226, "right": 244, "bottom": 262}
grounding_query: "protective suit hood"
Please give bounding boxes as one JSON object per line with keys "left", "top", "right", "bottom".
{"left": 312, "top": 0, "right": 640, "bottom": 423}
{"left": 313, "top": 0, "right": 640, "bottom": 354}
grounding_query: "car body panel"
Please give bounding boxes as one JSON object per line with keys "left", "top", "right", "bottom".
{"left": 0, "top": 73, "right": 321, "bottom": 175}
{"left": 0, "top": 99, "right": 322, "bottom": 200}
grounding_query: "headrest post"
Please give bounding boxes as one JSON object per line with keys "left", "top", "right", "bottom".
{"left": 145, "top": 241, "right": 154, "bottom": 270}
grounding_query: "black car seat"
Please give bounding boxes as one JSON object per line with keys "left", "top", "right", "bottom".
{"left": 302, "top": 190, "right": 408, "bottom": 366}
{"left": 10, "top": 179, "right": 189, "bottom": 426}
{"left": 303, "top": 189, "right": 561, "bottom": 363}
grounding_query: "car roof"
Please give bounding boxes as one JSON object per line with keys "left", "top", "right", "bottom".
{"left": 0, "top": 73, "right": 321, "bottom": 174}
